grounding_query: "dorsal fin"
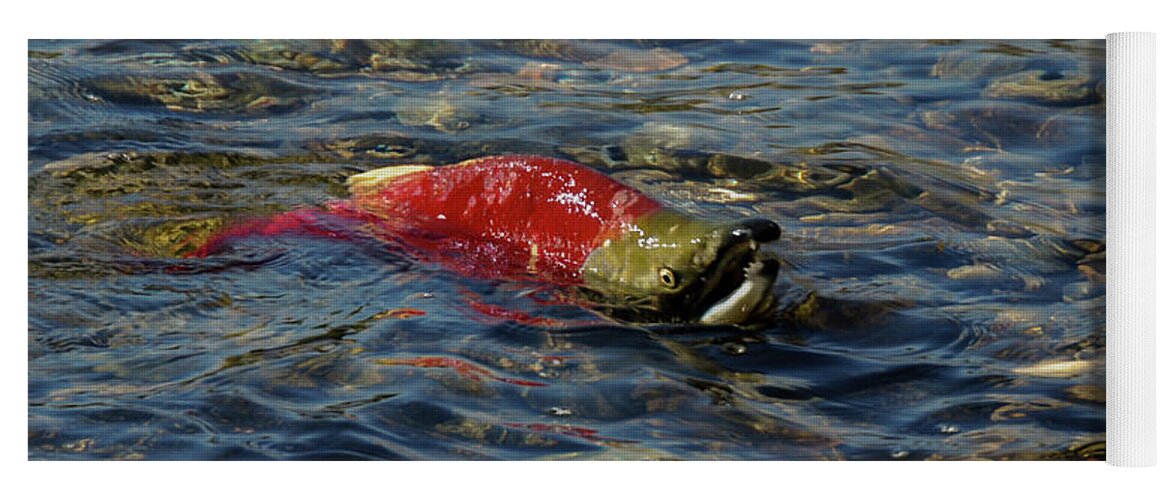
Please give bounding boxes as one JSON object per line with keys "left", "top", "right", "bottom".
{"left": 347, "top": 165, "right": 434, "bottom": 195}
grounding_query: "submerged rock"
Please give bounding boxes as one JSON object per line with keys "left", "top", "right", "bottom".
{"left": 499, "top": 40, "right": 687, "bottom": 73}
{"left": 621, "top": 122, "right": 714, "bottom": 171}
{"left": 1011, "top": 359, "right": 1096, "bottom": 379}
{"left": 624, "top": 121, "right": 713, "bottom": 152}
{"left": 235, "top": 40, "right": 350, "bottom": 73}
{"left": 583, "top": 47, "right": 688, "bottom": 73}
{"left": 946, "top": 263, "right": 1003, "bottom": 281}
{"left": 231, "top": 40, "right": 476, "bottom": 79}
{"left": 85, "top": 72, "right": 313, "bottom": 114}
{"left": 620, "top": 122, "right": 775, "bottom": 180}
{"left": 986, "top": 220, "right": 1037, "bottom": 238}
{"left": 984, "top": 70, "right": 1100, "bottom": 105}
{"left": 930, "top": 51, "right": 1027, "bottom": 80}
{"left": 392, "top": 96, "right": 486, "bottom": 132}
{"left": 1065, "top": 384, "right": 1106, "bottom": 404}
{"left": 943, "top": 102, "right": 1085, "bottom": 149}
{"left": 706, "top": 153, "right": 773, "bottom": 179}
{"left": 1063, "top": 281, "right": 1104, "bottom": 302}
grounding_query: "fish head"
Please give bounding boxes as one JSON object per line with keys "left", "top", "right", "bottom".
{"left": 580, "top": 210, "right": 782, "bottom": 327}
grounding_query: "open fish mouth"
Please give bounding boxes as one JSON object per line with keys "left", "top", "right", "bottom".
{"left": 690, "top": 220, "right": 782, "bottom": 326}
{"left": 698, "top": 254, "right": 781, "bottom": 325}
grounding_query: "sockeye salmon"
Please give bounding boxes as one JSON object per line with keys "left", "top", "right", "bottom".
{"left": 192, "top": 155, "right": 782, "bottom": 326}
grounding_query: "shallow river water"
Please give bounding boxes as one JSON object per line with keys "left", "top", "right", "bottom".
{"left": 28, "top": 39, "right": 1105, "bottom": 460}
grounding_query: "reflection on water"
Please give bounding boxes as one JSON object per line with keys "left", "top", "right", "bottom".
{"left": 28, "top": 39, "right": 1105, "bottom": 460}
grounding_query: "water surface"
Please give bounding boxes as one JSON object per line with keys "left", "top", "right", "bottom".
{"left": 29, "top": 39, "right": 1105, "bottom": 460}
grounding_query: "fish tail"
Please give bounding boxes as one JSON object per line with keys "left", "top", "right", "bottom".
{"left": 186, "top": 205, "right": 365, "bottom": 258}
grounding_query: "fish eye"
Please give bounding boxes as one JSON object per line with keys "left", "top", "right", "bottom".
{"left": 658, "top": 267, "right": 679, "bottom": 289}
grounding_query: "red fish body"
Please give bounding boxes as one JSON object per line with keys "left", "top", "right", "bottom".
{"left": 192, "top": 155, "right": 782, "bottom": 326}
{"left": 345, "top": 155, "right": 662, "bottom": 282}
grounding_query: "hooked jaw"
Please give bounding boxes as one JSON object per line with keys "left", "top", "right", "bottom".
{"left": 730, "top": 218, "right": 782, "bottom": 246}
{"left": 694, "top": 218, "right": 782, "bottom": 326}
{"left": 699, "top": 257, "right": 780, "bottom": 325}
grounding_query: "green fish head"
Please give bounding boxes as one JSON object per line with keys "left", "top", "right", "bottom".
{"left": 580, "top": 209, "right": 781, "bottom": 327}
